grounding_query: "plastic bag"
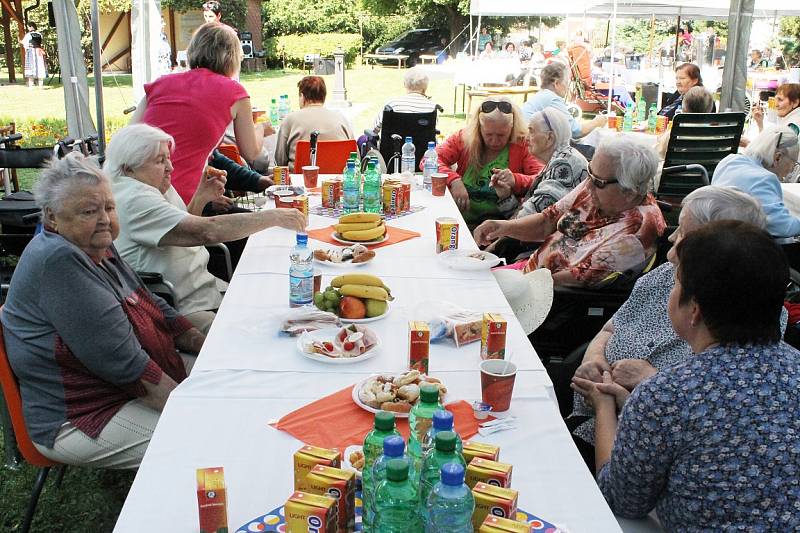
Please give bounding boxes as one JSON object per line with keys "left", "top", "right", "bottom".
{"left": 411, "top": 300, "right": 483, "bottom": 347}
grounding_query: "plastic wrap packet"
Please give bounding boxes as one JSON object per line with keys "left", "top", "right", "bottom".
{"left": 411, "top": 300, "right": 483, "bottom": 347}
{"left": 279, "top": 307, "right": 341, "bottom": 336}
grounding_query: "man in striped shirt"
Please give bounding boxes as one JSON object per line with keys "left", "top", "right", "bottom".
{"left": 371, "top": 67, "right": 439, "bottom": 135}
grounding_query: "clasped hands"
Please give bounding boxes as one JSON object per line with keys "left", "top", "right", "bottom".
{"left": 571, "top": 358, "right": 657, "bottom": 411}
{"left": 449, "top": 168, "right": 515, "bottom": 213}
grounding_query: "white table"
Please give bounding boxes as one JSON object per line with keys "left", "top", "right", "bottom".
{"left": 781, "top": 183, "right": 800, "bottom": 218}
{"left": 114, "top": 176, "right": 661, "bottom": 533}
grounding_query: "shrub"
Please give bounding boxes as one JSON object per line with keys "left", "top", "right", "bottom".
{"left": 263, "top": 33, "right": 362, "bottom": 68}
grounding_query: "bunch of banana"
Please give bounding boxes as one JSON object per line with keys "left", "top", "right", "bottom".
{"left": 330, "top": 273, "right": 394, "bottom": 301}
{"left": 335, "top": 212, "right": 386, "bottom": 242}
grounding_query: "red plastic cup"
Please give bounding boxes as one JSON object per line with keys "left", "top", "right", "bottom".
{"left": 431, "top": 173, "right": 448, "bottom": 197}
{"left": 480, "top": 359, "right": 517, "bottom": 412}
{"left": 302, "top": 165, "right": 320, "bottom": 189}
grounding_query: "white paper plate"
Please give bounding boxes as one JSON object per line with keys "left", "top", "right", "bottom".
{"left": 266, "top": 184, "right": 304, "bottom": 197}
{"left": 438, "top": 249, "right": 502, "bottom": 270}
{"left": 296, "top": 327, "right": 381, "bottom": 364}
{"left": 339, "top": 301, "right": 392, "bottom": 323}
{"left": 341, "top": 444, "right": 364, "bottom": 478}
{"left": 331, "top": 232, "right": 388, "bottom": 246}
{"left": 313, "top": 247, "right": 375, "bottom": 268}
{"left": 351, "top": 373, "right": 449, "bottom": 418}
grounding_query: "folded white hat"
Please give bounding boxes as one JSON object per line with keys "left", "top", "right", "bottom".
{"left": 492, "top": 268, "right": 554, "bottom": 335}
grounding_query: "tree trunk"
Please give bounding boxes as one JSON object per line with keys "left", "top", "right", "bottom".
{"left": 444, "top": 5, "right": 467, "bottom": 55}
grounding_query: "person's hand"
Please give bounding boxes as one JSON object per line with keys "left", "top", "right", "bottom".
{"left": 595, "top": 371, "right": 631, "bottom": 411}
{"left": 572, "top": 371, "right": 629, "bottom": 411}
{"left": 268, "top": 207, "right": 307, "bottom": 233}
{"left": 256, "top": 176, "right": 274, "bottom": 191}
{"left": 574, "top": 358, "right": 612, "bottom": 383}
{"left": 490, "top": 168, "right": 514, "bottom": 200}
{"left": 193, "top": 166, "right": 227, "bottom": 207}
{"left": 450, "top": 178, "right": 470, "bottom": 212}
{"left": 255, "top": 121, "right": 276, "bottom": 138}
{"left": 611, "top": 359, "right": 657, "bottom": 391}
{"left": 751, "top": 104, "right": 764, "bottom": 129}
{"left": 473, "top": 219, "right": 508, "bottom": 246}
{"left": 210, "top": 196, "right": 234, "bottom": 211}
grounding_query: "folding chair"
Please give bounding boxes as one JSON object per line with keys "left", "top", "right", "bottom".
{"left": 294, "top": 139, "right": 357, "bottom": 174}
{"left": 378, "top": 106, "right": 442, "bottom": 170}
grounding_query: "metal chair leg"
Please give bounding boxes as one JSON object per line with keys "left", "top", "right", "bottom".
{"left": 20, "top": 466, "right": 50, "bottom": 533}
{"left": 54, "top": 464, "right": 67, "bottom": 489}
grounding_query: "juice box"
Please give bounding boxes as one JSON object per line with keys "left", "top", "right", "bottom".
{"left": 284, "top": 491, "right": 338, "bottom": 533}
{"left": 472, "top": 483, "right": 519, "bottom": 531}
{"left": 292, "top": 195, "right": 309, "bottom": 217}
{"left": 382, "top": 182, "right": 403, "bottom": 215}
{"left": 479, "top": 516, "right": 533, "bottom": 532}
{"left": 273, "top": 165, "right": 289, "bottom": 185}
{"left": 301, "top": 465, "right": 355, "bottom": 533}
{"left": 322, "top": 179, "right": 342, "bottom": 208}
{"left": 463, "top": 441, "right": 501, "bottom": 464}
{"left": 293, "top": 445, "right": 342, "bottom": 490}
{"left": 400, "top": 180, "right": 411, "bottom": 212}
{"left": 196, "top": 467, "right": 228, "bottom": 533}
{"left": 481, "top": 313, "right": 507, "bottom": 360}
{"left": 655, "top": 115, "right": 669, "bottom": 135}
{"left": 408, "top": 320, "right": 430, "bottom": 374}
{"left": 466, "top": 457, "right": 513, "bottom": 489}
{"left": 435, "top": 217, "right": 459, "bottom": 253}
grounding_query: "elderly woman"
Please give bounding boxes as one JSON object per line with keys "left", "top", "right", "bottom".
{"left": 436, "top": 97, "right": 544, "bottom": 229}
{"left": 712, "top": 126, "right": 800, "bottom": 238}
{"left": 573, "top": 221, "right": 800, "bottom": 530}
{"left": 106, "top": 124, "right": 306, "bottom": 334}
{"left": 655, "top": 86, "right": 714, "bottom": 157}
{"left": 522, "top": 62, "right": 606, "bottom": 139}
{"left": 752, "top": 83, "right": 800, "bottom": 134}
{"left": 371, "top": 67, "right": 438, "bottom": 136}
{"left": 132, "top": 23, "right": 269, "bottom": 204}
{"left": 475, "top": 137, "right": 665, "bottom": 288}
{"left": 567, "top": 186, "right": 771, "bottom": 470}
{"left": 275, "top": 76, "right": 354, "bottom": 170}
{"left": 0, "top": 155, "right": 204, "bottom": 468}
{"left": 657, "top": 63, "right": 704, "bottom": 119}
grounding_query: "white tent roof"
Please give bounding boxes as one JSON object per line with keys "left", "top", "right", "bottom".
{"left": 469, "top": 0, "right": 800, "bottom": 17}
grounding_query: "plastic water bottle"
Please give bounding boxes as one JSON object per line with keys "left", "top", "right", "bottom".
{"left": 636, "top": 98, "right": 646, "bottom": 126}
{"left": 362, "top": 412, "right": 401, "bottom": 533}
{"left": 363, "top": 159, "right": 382, "bottom": 213}
{"left": 408, "top": 383, "right": 443, "bottom": 473}
{"left": 647, "top": 103, "right": 658, "bottom": 133}
{"left": 343, "top": 160, "right": 360, "bottom": 214}
{"left": 425, "top": 463, "right": 475, "bottom": 533}
{"left": 623, "top": 103, "right": 634, "bottom": 132}
{"left": 423, "top": 410, "right": 463, "bottom": 459}
{"left": 367, "top": 436, "right": 411, "bottom": 530}
{"left": 269, "top": 98, "right": 279, "bottom": 125}
{"left": 288, "top": 233, "right": 312, "bottom": 307}
{"left": 401, "top": 136, "right": 416, "bottom": 175}
{"left": 419, "top": 431, "right": 466, "bottom": 505}
{"left": 373, "top": 458, "right": 424, "bottom": 533}
{"left": 279, "top": 94, "right": 290, "bottom": 121}
{"left": 422, "top": 141, "right": 437, "bottom": 192}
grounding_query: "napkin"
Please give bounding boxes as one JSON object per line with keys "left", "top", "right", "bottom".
{"left": 306, "top": 225, "right": 421, "bottom": 249}
{"left": 271, "top": 385, "right": 483, "bottom": 450}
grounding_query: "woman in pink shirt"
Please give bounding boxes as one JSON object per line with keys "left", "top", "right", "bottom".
{"left": 132, "top": 23, "right": 269, "bottom": 204}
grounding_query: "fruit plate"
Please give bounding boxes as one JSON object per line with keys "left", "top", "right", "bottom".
{"left": 265, "top": 184, "right": 304, "bottom": 197}
{"left": 351, "top": 372, "right": 448, "bottom": 418}
{"left": 331, "top": 232, "right": 388, "bottom": 246}
{"left": 296, "top": 327, "right": 381, "bottom": 365}
{"left": 339, "top": 302, "right": 392, "bottom": 324}
{"left": 313, "top": 246, "right": 375, "bottom": 268}
{"left": 438, "top": 249, "right": 502, "bottom": 270}
{"left": 341, "top": 444, "right": 364, "bottom": 478}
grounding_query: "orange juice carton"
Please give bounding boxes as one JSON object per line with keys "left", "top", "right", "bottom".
{"left": 322, "top": 179, "right": 342, "bottom": 208}
{"left": 301, "top": 465, "right": 355, "bottom": 533}
{"left": 284, "top": 491, "right": 338, "bottom": 533}
{"left": 466, "top": 457, "right": 513, "bottom": 489}
{"left": 293, "top": 445, "right": 342, "bottom": 490}
{"left": 435, "top": 217, "right": 459, "bottom": 253}
{"left": 196, "top": 467, "right": 228, "bottom": 533}
{"left": 292, "top": 195, "right": 309, "bottom": 217}
{"left": 481, "top": 313, "right": 507, "bottom": 360}
{"left": 472, "top": 483, "right": 519, "bottom": 530}
{"left": 479, "top": 515, "right": 533, "bottom": 532}
{"left": 408, "top": 320, "right": 430, "bottom": 374}
{"left": 463, "top": 441, "right": 501, "bottom": 464}
{"left": 400, "top": 180, "right": 412, "bottom": 212}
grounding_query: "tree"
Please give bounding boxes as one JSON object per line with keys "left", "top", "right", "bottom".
{"left": 780, "top": 17, "right": 800, "bottom": 67}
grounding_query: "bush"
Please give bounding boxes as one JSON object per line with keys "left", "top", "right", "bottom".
{"left": 263, "top": 33, "right": 362, "bottom": 68}
{"left": 0, "top": 117, "right": 68, "bottom": 148}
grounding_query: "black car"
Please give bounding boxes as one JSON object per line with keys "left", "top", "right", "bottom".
{"left": 373, "top": 28, "right": 445, "bottom": 67}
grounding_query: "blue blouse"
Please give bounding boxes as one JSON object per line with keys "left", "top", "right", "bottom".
{"left": 597, "top": 342, "right": 800, "bottom": 531}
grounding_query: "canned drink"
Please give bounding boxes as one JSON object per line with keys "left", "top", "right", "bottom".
{"left": 382, "top": 183, "right": 401, "bottom": 215}
{"left": 435, "top": 217, "right": 459, "bottom": 254}
{"left": 321, "top": 179, "right": 342, "bottom": 208}
{"left": 607, "top": 112, "right": 617, "bottom": 130}
{"left": 292, "top": 195, "right": 309, "bottom": 217}
{"left": 400, "top": 180, "right": 411, "bottom": 212}
{"left": 768, "top": 96, "right": 777, "bottom": 110}
{"left": 273, "top": 166, "right": 289, "bottom": 185}
{"left": 655, "top": 115, "right": 668, "bottom": 135}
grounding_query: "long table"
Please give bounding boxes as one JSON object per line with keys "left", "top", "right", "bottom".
{"left": 114, "top": 176, "right": 662, "bottom": 532}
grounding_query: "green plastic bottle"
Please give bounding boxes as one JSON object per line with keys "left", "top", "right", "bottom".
{"left": 647, "top": 103, "right": 658, "bottom": 133}
{"left": 362, "top": 159, "right": 382, "bottom": 213}
{"left": 361, "top": 411, "right": 401, "bottom": 533}
{"left": 373, "top": 458, "right": 424, "bottom": 532}
{"left": 408, "top": 383, "right": 443, "bottom": 473}
{"left": 419, "top": 431, "right": 467, "bottom": 505}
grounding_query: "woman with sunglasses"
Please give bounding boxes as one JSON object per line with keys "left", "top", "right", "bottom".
{"left": 435, "top": 97, "right": 544, "bottom": 229}
{"left": 475, "top": 137, "right": 665, "bottom": 288}
{"left": 202, "top": 1, "right": 222, "bottom": 23}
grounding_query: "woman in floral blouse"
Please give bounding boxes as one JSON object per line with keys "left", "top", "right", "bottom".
{"left": 573, "top": 221, "right": 800, "bottom": 531}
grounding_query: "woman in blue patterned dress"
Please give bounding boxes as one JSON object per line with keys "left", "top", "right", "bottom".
{"left": 572, "top": 221, "right": 800, "bottom": 531}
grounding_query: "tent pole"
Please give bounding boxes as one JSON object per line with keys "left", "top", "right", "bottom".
{"left": 477, "top": 14, "right": 481, "bottom": 56}
{"left": 648, "top": 14, "right": 655, "bottom": 68}
{"left": 674, "top": 13, "right": 681, "bottom": 64}
{"left": 469, "top": 16, "right": 473, "bottom": 55}
{"left": 91, "top": 0, "right": 105, "bottom": 160}
{"left": 60, "top": 0, "right": 85, "bottom": 140}
{"left": 607, "top": 0, "right": 617, "bottom": 114}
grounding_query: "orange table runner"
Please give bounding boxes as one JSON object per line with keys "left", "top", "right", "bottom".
{"left": 307, "top": 225, "right": 421, "bottom": 249}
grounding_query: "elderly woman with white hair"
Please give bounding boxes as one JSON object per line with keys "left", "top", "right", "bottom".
{"left": 106, "top": 124, "right": 306, "bottom": 334}
{"left": 475, "top": 137, "right": 665, "bottom": 287}
{"left": 1, "top": 154, "right": 205, "bottom": 468}
{"left": 371, "top": 66, "right": 439, "bottom": 136}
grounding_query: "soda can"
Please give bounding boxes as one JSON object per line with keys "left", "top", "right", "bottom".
{"left": 292, "top": 195, "right": 309, "bottom": 217}
{"left": 321, "top": 179, "right": 341, "bottom": 208}
{"left": 435, "top": 217, "right": 459, "bottom": 254}
{"left": 273, "top": 165, "right": 289, "bottom": 185}
{"left": 382, "top": 183, "right": 401, "bottom": 215}
{"left": 655, "top": 115, "right": 668, "bottom": 135}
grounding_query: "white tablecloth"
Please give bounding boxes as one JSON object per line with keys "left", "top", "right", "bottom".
{"left": 781, "top": 183, "right": 800, "bottom": 218}
{"left": 114, "top": 175, "right": 662, "bottom": 533}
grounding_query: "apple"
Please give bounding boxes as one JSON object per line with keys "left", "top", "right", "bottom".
{"left": 365, "top": 298, "right": 388, "bottom": 318}
{"left": 339, "top": 296, "right": 367, "bottom": 319}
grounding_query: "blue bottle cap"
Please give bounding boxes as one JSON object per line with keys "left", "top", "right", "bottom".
{"left": 346, "top": 160, "right": 356, "bottom": 169}
{"left": 382, "top": 435, "right": 405, "bottom": 457}
{"left": 405, "top": 136, "right": 413, "bottom": 143}
{"left": 440, "top": 463, "right": 465, "bottom": 486}
{"left": 432, "top": 409, "right": 453, "bottom": 430}
{"left": 296, "top": 233, "right": 308, "bottom": 245}
{"left": 428, "top": 141, "right": 435, "bottom": 149}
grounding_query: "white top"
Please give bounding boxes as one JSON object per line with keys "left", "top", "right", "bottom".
{"left": 373, "top": 92, "right": 439, "bottom": 134}
{"left": 111, "top": 176, "right": 222, "bottom": 314}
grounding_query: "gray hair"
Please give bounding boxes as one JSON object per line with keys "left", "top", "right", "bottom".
{"left": 681, "top": 86, "right": 714, "bottom": 113}
{"left": 743, "top": 125, "right": 799, "bottom": 168}
{"left": 33, "top": 153, "right": 108, "bottom": 216}
{"left": 596, "top": 136, "right": 659, "bottom": 196}
{"left": 540, "top": 62, "right": 568, "bottom": 89}
{"left": 682, "top": 185, "right": 766, "bottom": 229}
{"left": 531, "top": 108, "right": 571, "bottom": 150}
{"left": 403, "top": 67, "right": 429, "bottom": 94}
{"left": 104, "top": 124, "right": 174, "bottom": 180}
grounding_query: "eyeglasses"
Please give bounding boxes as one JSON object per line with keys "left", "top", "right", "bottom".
{"left": 480, "top": 101, "right": 513, "bottom": 114}
{"left": 541, "top": 111, "right": 553, "bottom": 132}
{"left": 586, "top": 166, "right": 619, "bottom": 189}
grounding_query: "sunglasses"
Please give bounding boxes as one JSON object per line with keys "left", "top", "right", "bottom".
{"left": 203, "top": 1, "right": 220, "bottom": 11}
{"left": 586, "top": 166, "right": 619, "bottom": 189}
{"left": 481, "top": 101, "right": 513, "bottom": 114}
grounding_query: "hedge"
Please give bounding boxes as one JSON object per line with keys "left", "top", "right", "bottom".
{"left": 263, "top": 33, "right": 362, "bottom": 68}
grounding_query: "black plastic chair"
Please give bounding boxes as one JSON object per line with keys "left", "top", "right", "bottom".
{"left": 378, "top": 105, "right": 442, "bottom": 170}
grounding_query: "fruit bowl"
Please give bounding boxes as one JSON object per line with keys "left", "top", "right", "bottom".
{"left": 339, "top": 302, "right": 391, "bottom": 323}
{"left": 313, "top": 273, "right": 394, "bottom": 321}
{"left": 331, "top": 232, "right": 388, "bottom": 246}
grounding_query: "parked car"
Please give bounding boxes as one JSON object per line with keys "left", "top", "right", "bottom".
{"left": 373, "top": 28, "right": 446, "bottom": 67}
